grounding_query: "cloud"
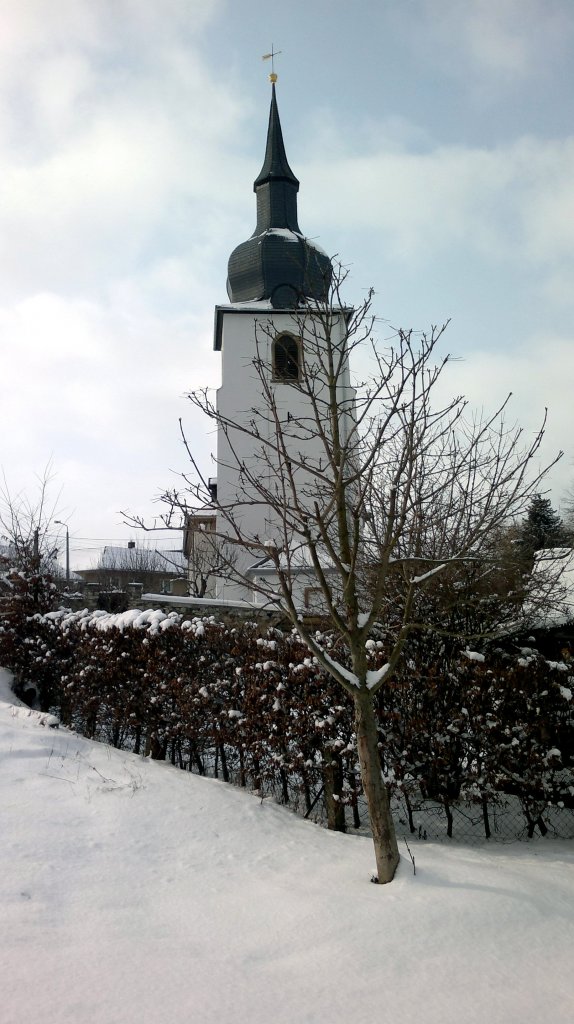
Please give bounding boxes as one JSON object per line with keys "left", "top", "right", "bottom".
{"left": 1, "top": 293, "right": 218, "bottom": 550}
{"left": 431, "top": 333, "right": 574, "bottom": 504}
{"left": 416, "top": 0, "right": 574, "bottom": 83}
{"left": 0, "top": 1, "right": 245, "bottom": 541}
{"left": 0, "top": 0, "right": 220, "bottom": 62}
{"left": 301, "top": 134, "right": 574, "bottom": 288}
{"left": 0, "top": 0, "right": 246, "bottom": 301}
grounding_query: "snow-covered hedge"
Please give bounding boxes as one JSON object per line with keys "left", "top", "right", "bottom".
{"left": 1, "top": 605, "right": 573, "bottom": 839}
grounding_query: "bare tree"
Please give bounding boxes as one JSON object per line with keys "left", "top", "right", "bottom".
{"left": 183, "top": 513, "right": 238, "bottom": 598}
{"left": 561, "top": 482, "right": 574, "bottom": 534}
{"left": 89, "top": 543, "right": 186, "bottom": 594}
{"left": 0, "top": 466, "right": 61, "bottom": 565}
{"left": 151, "top": 265, "right": 559, "bottom": 883}
{"left": 0, "top": 466, "right": 62, "bottom": 613}
{"left": 111, "top": 517, "right": 236, "bottom": 600}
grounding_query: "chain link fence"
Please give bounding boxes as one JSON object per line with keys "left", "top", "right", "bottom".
{"left": 390, "top": 794, "right": 574, "bottom": 844}
{"left": 188, "top": 747, "right": 574, "bottom": 844}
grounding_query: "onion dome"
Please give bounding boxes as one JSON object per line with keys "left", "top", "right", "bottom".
{"left": 226, "top": 83, "right": 332, "bottom": 308}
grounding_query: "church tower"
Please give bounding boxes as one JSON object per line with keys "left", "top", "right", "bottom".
{"left": 212, "top": 80, "right": 353, "bottom": 603}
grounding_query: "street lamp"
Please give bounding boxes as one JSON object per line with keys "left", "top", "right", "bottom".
{"left": 54, "top": 520, "right": 70, "bottom": 582}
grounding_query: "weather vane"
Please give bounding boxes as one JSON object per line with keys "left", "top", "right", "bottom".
{"left": 262, "top": 45, "right": 282, "bottom": 83}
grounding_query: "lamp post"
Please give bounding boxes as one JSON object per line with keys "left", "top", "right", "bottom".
{"left": 54, "top": 520, "right": 70, "bottom": 582}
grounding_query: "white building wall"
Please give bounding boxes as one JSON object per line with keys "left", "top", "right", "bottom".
{"left": 214, "top": 304, "right": 355, "bottom": 602}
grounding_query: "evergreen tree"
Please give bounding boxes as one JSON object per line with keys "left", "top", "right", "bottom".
{"left": 521, "top": 494, "right": 565, "bottom": 554}
{"left": 563, "top": 484, "right": 574, "bottom": 532}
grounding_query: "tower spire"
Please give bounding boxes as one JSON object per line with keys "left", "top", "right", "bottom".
{"left": 253, "top": 83, "right": 299, "bottom": 193}
{"left": 226, "top": 80, "right": 332, "bottom": 307}
{"left": 252, "top": 83, "right": 300, "bottom": 235}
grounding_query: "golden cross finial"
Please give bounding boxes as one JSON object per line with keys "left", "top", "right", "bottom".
{"left": 262, "top": 45, "right": 282, "bottom": 83}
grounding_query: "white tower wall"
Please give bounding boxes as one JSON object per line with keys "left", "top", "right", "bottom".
{"left": 214, "top": 305, "right": 355, "bottom": 602}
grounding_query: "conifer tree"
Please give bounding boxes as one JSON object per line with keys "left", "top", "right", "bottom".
{"left": 520, "top": 494, "right": 565, "bottom": 555}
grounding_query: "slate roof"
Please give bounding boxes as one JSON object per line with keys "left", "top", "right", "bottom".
{"left": 226, "top": 84, "right": 332, "bottom": 309}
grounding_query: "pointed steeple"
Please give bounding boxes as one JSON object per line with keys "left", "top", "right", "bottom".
{"left": 226, "top": 83, "right": 332, "bottom": 308}
{"left": 252, "top": 83, "right": 300, "bottom": 234}
{"left": 254, "top": 83, "right": 299, "bottom": 190}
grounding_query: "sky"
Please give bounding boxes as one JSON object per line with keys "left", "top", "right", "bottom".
{"left": 1, "top": 0, "right": 573, "bottom": 569}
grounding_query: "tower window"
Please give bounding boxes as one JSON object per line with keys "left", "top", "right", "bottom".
{"left": 273, "top": 333, "right": 301, "bottom": 382}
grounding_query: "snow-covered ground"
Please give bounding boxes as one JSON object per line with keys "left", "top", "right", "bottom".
{"left": 1, "top": 667, "right": 573, "bottom": 1024}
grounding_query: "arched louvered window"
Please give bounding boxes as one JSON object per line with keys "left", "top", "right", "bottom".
{"left": 272, "top": 333, "right": 301, "bottom": 382}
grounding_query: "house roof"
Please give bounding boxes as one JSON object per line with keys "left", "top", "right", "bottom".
{"left": 246, "top": 543, "right": 338, "bottom": 576}
{"left": 95, "top": 546, "right": 187, "bottom": 575}
{"left": 528, "top": 547, "right": 574, "bottom": 628}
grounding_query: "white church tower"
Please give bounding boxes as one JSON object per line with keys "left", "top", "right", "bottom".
{"left": 211, "top": 78, "right": 354, "bottom": 605}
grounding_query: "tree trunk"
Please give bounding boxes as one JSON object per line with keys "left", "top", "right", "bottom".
{"left": 481, "top": 793, "right": 491, "bottom": 840}
{"left": 354, "top": 689, "right": 399, "bottom": 883}
{"left": 280, "top": 768, "right": 290, "bottom": 805}
{"left": 219, "top": 744, "right": 229, "bottom": 783}
{"left": 404, "top": 791, "right": 416, "bottom": 835}
{"left": 350, "top": 772, "right": 361, "bottom": 829}
{"left": 444, "top": 799, "right": 454, "bottom": 838}
{"left": 302, "top": 771, "right": 312, "bottom": 815}
{"left": 323, "top": 753, "right": 346, "bottom": 832}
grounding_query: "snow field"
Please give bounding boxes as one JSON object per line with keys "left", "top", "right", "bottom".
{"left": 1, "top": 667, "right": 573, "bottom": 1024}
